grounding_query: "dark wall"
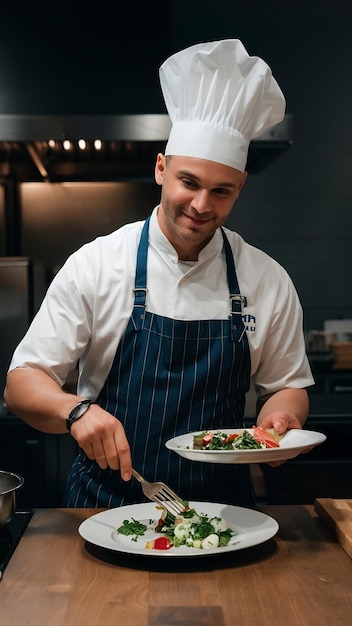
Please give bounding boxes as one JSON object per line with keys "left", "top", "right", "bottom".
{"left": 0, "top": 0, "right": 352, "bottom": 330}
{"left": 0, "top": 0, "right": 170, "bottom": 114}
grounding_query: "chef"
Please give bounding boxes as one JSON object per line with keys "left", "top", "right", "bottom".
{"left": 4, "top": 39, "right": 314, "bottom": 507}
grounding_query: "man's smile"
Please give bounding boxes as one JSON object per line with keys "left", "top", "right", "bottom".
{"left": 181, "top": 212, "right": 214, "bottom": 227}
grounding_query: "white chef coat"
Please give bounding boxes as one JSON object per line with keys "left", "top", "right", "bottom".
{"left": 8, "top": 207, "right": 314, "bottom": 400}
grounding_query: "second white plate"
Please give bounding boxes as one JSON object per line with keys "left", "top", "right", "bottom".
{"left": 165, "top": 428, "right": 327, "bottom": 464}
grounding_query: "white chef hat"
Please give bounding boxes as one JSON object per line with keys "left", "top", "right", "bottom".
{"left": 159, "top": 39, "right": 286, "bottom": 172}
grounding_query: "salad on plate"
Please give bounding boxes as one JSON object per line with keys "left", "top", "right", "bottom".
{"left": 117, "top": 502, "right": 236, "bottom": 551}
{"left": 193, "top": 425, "right": 282, "bottom": 450}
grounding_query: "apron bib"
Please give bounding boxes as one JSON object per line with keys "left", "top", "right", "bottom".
{"left": 64, "top": 218, "right": 255, "bottom": 508}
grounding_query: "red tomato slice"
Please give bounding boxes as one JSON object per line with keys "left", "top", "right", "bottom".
{"left": 252, "top": 425, "right": 280, "bottom": 448}
{"left": 153, "top": 537, "right": 173, "bottom": 550}
{"left": 202, "top": 433, "right": 214, "bottom": 445}
{"left": 224, "top": 433, "right": 239, "bottom": 444}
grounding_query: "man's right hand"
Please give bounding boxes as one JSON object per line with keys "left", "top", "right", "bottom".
{"left": 70, "top": 403, "right": 132, "bottom": 480}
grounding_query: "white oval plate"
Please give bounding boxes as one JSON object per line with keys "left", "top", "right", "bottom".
{"left": 165, "top": 428, "right": 327, "bottom": 464}
{"left": 78, "top": 501, "right": 279, "bottom": 558}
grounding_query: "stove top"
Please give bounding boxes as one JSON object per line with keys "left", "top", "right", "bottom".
{"left": 0, "top": 510, "right": 33, "bottom": 580}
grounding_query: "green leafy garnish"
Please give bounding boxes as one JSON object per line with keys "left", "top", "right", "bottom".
{"left": 117, "top": 518, "right": 147, "bottom": 541}
{"left": 231, "top": 430, "right": 262, "bottom": 449}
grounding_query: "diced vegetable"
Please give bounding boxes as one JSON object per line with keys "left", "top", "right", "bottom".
{"left": 146, "top": 536, "right": 173, "bottom": 550}
{"left": 202, "top": 533, "right": 219, "bottom": 549}
{"left": 210, "top": 516, "right": 228, "bottom": 533}
{"left": 224, "top": 433, "right": 239, "bottom": 444}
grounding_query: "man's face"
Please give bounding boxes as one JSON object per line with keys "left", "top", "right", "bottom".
{"left": 155, "top": 154, "right": 247, "bottom": 260}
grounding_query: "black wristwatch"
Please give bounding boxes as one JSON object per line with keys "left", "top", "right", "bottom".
{"left": 66, "top": 399, "right": 93, "bottom": 432}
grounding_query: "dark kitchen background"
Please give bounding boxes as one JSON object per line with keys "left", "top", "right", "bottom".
{"left": 0, "top": 0, "right": 351, "bottom": 507}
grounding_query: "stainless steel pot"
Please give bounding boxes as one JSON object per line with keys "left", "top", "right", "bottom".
{"left": 0, "top": 471, "right": 24, "bottom": 527}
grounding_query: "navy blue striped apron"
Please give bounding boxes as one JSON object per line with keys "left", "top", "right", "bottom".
{"left": 63, "top": 217, "right": 255, "bottom": 508}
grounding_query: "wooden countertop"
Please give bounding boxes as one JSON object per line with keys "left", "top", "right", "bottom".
{"left": 0, "top": 506, "right": 352, "bottom": 626}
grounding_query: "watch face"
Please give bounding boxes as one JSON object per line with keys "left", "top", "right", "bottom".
{"left": 67, "top": 400, "right": 92, "bottom": 431}
{"left": 75, "top": 404, "right": 90, "bottom": 418}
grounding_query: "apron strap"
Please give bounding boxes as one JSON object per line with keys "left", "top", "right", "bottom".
{"left": 133, "top": 216, "right": 150, "bottom": 303}
{"left": 221, "top": 228, "right": 247, "bottom": 343}
{"left": 131, "top": 217, "right": 150, "bottom": 330}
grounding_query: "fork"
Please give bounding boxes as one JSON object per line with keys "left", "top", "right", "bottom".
{"left": 131, "top": 468, "right": 185, "bottom": 517}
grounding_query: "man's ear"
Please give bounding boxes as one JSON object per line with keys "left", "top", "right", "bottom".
{"left": 154, "top": 153, "right": 166, "bottom": 185}
{"left": 238, "top": 170, "right": 248, "bottom": 191}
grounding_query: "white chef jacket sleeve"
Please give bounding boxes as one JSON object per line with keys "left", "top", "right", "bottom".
{"left": 251, "top": 265, "right": 314, "bottom": 399}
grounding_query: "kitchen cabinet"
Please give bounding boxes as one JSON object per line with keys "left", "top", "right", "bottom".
{"left": 0, "top": 413, "right": 77, "bottom": 508}
{"left": 309, "top": 369, "right": 352, "bottom": 394}
{"left": 245, "top": 394, "right": 352, "bottom": 504}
